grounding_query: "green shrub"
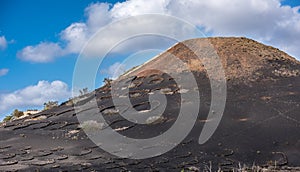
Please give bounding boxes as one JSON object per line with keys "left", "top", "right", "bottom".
{"left": 3, "top": 115, "right": 12, "bottom": 122}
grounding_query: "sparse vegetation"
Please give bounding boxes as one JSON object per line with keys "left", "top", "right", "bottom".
{"left": 65, "top": 99, "right": 74, "bottom": 106}
{"left": 43, "top": 101, "right": 58, "bottom": 110}
{"left": 102, "top": 108, "right": 119, "bottom": 115}
{"left": 26, "top": 109, "right": 38, "bottom": 111}
{"left": 78, "top": 120, "right": 105, "bottom": 131}
{"left": 103, "top": 78, "right": 112, "bottom": 86}
{"left": 146, "top": 116, "right": 165, "bottom": 124}
{"left": 1, "top": 109, "right": 24, "bottom": 123}
{"left": 12, "top": 109, "right": 24, "bottom": 118}
{"left": 79, "top": 87, "right": 89, "bottom": 96}
{"left": 2, "top": 115, "right": 12, "bottom": 122}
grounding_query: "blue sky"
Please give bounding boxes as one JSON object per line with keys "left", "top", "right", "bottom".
{"left": 0, "top": 0, "right": 300, "bottom": 119}
{"left": 282, "top": 0, "right": 300, "bottom": 7}
{"left": 0, "top": 0, "right": 126, "bottom": 118}
{"left": 0, "top": 0, "right": 122, "bottom": 91}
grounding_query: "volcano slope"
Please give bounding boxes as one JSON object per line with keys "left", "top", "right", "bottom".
{"left": 0, "top": 37, "right": 299, "bottom": 171}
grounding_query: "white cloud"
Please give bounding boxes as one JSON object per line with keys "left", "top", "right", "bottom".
{"left": 0, "top": 68, "right": 9, "bottom": 76}
{"left": 166, "top": 0, "right": 300, "bottom": 58}
{"left": 111, "top": 0, "right": 169, "bottom": 18}
{"left": 101, "top": 62, "right": 126, "bottom": 79}
{"left": 18, "top": 0, "right": 300, "bottom": 62}
{"left": 0, "top": 80, "right": 71, "bottom": 115}
{"left": 61, "top": 23, "right": 88, "bottom": 54}
{"left": 0, "top": 36, "right": 7, "bottom": 50}
{"left": 85, "top": 3, "right": 112, "bottom": 33}
{"left": 17, "top": 42, "right": 64, "bottom": 63}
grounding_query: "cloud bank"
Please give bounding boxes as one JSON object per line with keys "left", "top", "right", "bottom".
{"left": 0, "top": 80, "right": 71, "bottom": 116}
{"left": 17, "top": 0, "right": 300, "bottom": 62}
